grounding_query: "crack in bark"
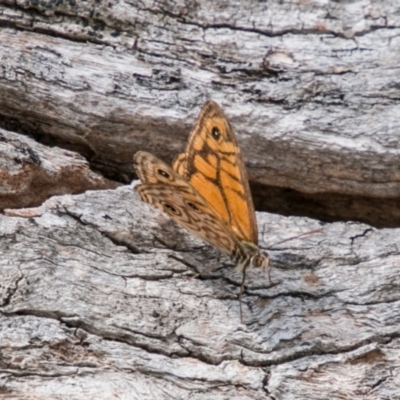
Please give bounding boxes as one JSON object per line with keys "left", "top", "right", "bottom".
{"left": 0, "top": 369, "right": 79, "bottom": 378}
{"left": 0, "top": 273, "right": 24, "bottom": 308}
{"left": 350, "top": 228, "right": 374, "bottom": 244}
{"left": 63, "top": 207, "right": 142, "bottom": 254}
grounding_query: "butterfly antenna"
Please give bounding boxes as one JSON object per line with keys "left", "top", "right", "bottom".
{"left": 269, "top": 229, "right": 323, "bottom": 248}
{"left": 239, "top": 268, "right": 247, "bottom": 323}
{"left": 261, "top": 229, "right": 322, "bottom": 286}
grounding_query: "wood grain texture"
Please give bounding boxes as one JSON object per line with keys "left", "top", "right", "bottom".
{"left": 1, "top": 186, "right": 400, "bottom": 399}
{"left": 0, "top": 1, "right": 399, "bottom": 225}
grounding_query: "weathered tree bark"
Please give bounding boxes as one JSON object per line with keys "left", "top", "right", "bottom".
{"left": 1, "top": 1, "right": 400, "bottom": 399}
{"left": 0, "top": 187, "right": 400, "bottom": 399}
{"left": 0, "top": 0, "right": 399, "bottom": 225}
{"left": 1, "top": 187, "right": 400, "bottom": 399}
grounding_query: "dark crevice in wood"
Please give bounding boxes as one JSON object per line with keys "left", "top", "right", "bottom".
{"left": 134, "top": 5, "right": 364, "bottom": 40}
{"left": 3, "top": 110, "right": 398, "bottom": 229}
{"left": 2, "top": 109, "right": 397, "bottom": 229}
{"left": 252, "top": 182, "right": 400, "bottom": 229}
{"left": 0, "top": 5, "right": 114, "bottom": 46}
{"left": 0, "top": 275, "right": 24, "bottom": 308}
{"left": 0, "top": 112, "right": 188, "bottom": 182}
{"left": 239, "top": 333, "right": 399, "bottom": 368}
{"left": 62, "top": 208, "right": 145, "bottom": 254}
{"left": 0, "top": 113, "right": 97, "bottom": 164}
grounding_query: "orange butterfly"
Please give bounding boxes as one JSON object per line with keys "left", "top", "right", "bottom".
{"left": 134, "top": 101, "right": 269, "bottom": 320}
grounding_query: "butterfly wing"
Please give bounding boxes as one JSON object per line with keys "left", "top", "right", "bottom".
{"left": 134, "top": 151, "right": 245, "bottom": 260}
{"left": 173, "top": 101, "right": 258, "bottom": 244}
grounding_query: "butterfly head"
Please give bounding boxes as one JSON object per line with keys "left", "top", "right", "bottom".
{"left": 237, "top": 241, "right": 269, "bottom": 271}
{"left": 250, "top": 251, "right": 269, "bottom": 269}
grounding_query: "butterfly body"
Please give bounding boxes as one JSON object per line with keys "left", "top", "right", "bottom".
{"left": 134, "top": 101, "right": 269, "bottom": 322}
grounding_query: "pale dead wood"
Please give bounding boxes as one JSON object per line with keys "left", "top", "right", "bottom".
{"left": 1, "top": 1, "right": 400, "bottom": 399}
{"left": 0, "top": 1, "right": 400, "bottom": 225}
{"left": 1, "top": 186, "right": 400, "bottom": 399}
{"left": 0, "top": 127, "right": 119, "bottom": 211}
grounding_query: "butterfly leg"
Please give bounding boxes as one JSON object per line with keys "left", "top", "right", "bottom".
{"left": 238, "top": 268, "right": 247, "bottom": 324}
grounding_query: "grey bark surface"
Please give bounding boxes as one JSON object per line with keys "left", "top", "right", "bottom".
{"left": 1, "top": 1, "right": 400, "bottom": 399}
{"left": 1, "top": 186, "right": 400, "bottom": 399}
{"left": 0, "top": 0, "right": 399, "bottom": 225}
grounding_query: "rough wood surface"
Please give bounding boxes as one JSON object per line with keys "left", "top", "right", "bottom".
{"left": 1, "top": 1, "right": 400, "bottom": 398}
{"left": 1, "top": 186, "right": 400, "bottom": 399}
{"left": 0, "top": 127, "right": 119, "bottom": 211}
{"left": 0, "top": 0, "right": 400, "bottom": 225}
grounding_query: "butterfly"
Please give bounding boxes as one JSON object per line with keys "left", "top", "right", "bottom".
{"left": 133, "top": 100, "right": 269, "bottom": 321}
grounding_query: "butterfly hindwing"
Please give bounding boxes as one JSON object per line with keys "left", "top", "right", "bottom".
{"left": 134, "top": 151, "right": 244, "bottom": 259}
{"left": 172, "top": 101, "right": 258, "bottom": 244}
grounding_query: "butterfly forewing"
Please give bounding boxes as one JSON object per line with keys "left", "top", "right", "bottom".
{"left": 172, "top": 101, "right": 258, "bottom": 245}
{"left": 134, "top": 151, "right": 245, "bottom": 259}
